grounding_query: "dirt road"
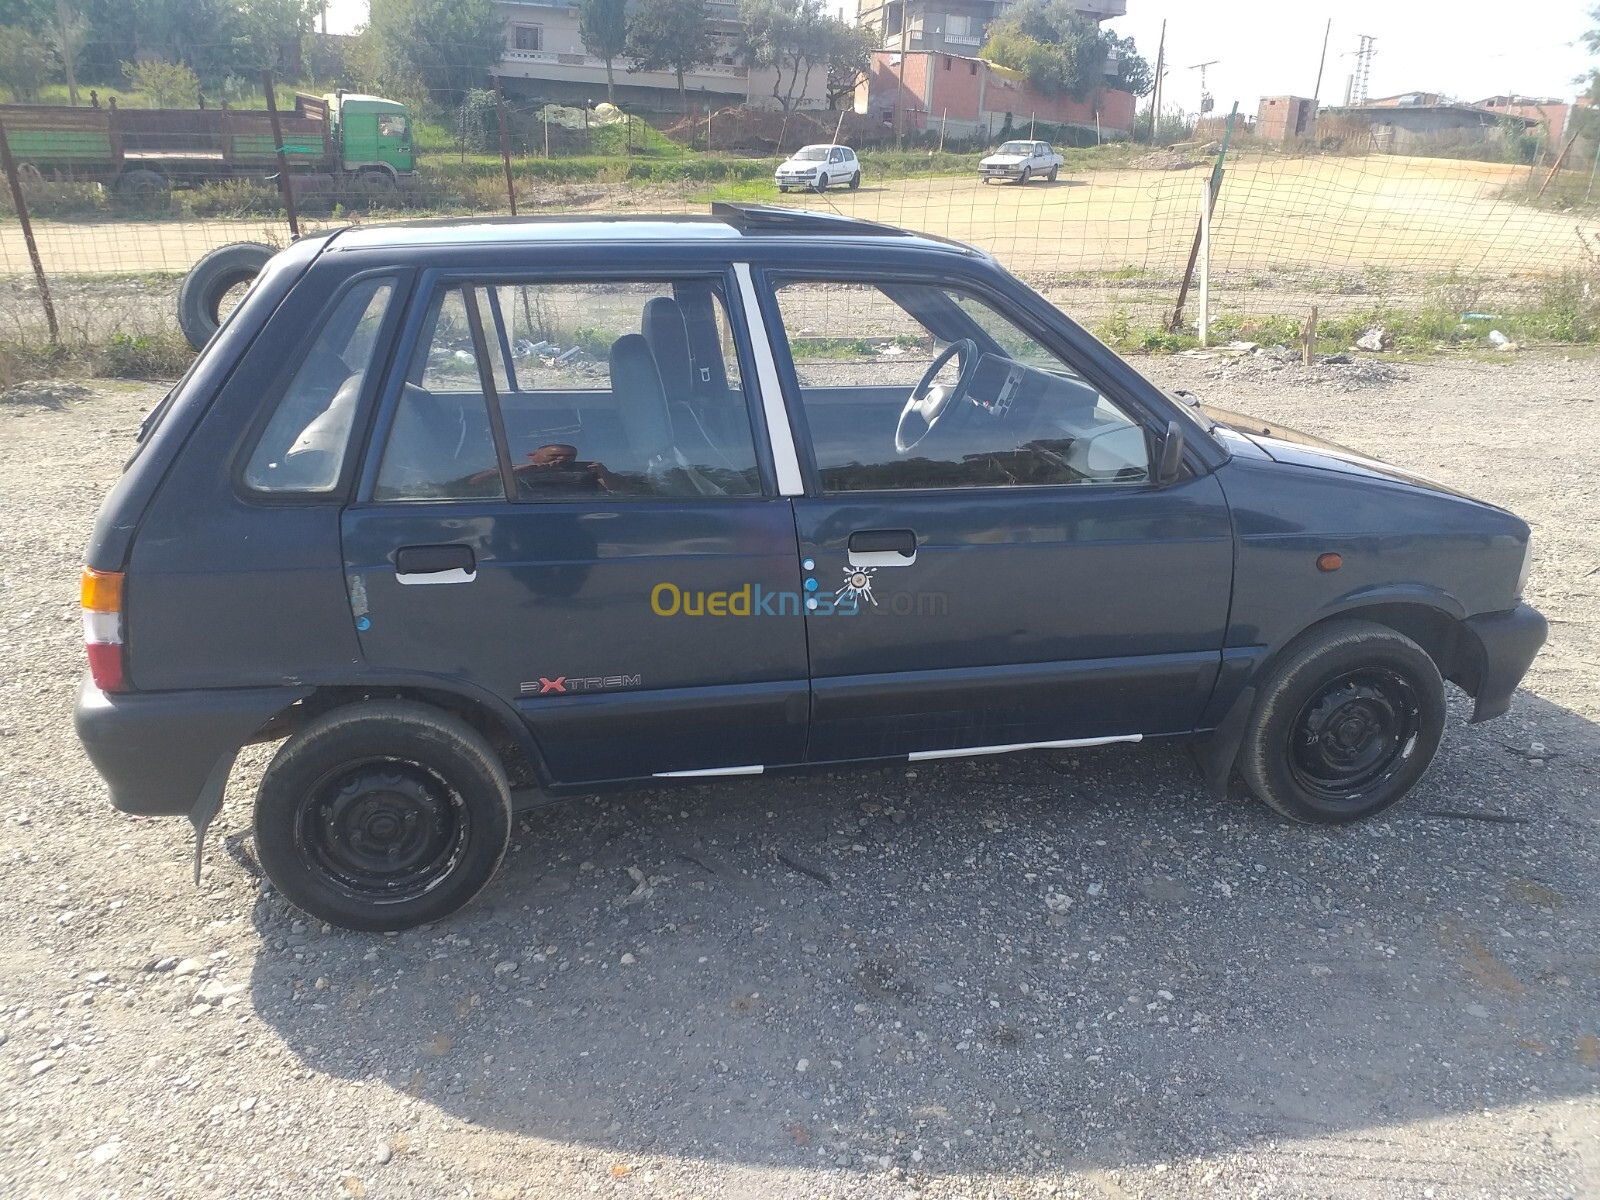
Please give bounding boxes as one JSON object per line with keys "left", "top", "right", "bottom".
{"left": 0, "top": 352, "right": 1596, "bottom": 1198}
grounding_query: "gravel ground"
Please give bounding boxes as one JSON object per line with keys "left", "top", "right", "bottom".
{"left": 0, "top": 352, "right": 1597, "bottom": 1199}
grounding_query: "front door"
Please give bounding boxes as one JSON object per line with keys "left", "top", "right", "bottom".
{"left": 765, "top": 276, "right": 1234, "bottom": 762}
{"left": 342, "top": 271, "right": 807, "bottom": 784}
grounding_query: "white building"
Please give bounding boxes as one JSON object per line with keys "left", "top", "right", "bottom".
{"left": 494, "top": 0, "right": 827, "bottom": 110}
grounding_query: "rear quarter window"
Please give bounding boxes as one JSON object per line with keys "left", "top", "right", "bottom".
{"left": 242, "top": 277, "right": 395, "bottom": 494}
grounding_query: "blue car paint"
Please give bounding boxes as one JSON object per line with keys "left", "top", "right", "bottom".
{"left": 74, "top": 212, "right": 1545, "bottom": 824}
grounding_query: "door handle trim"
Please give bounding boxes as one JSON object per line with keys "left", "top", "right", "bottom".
{"left": 848, "top": 528, "right": 917, "bottom": 567}
{"left": 397, "top": 566, "right": 476, "bottom": 586}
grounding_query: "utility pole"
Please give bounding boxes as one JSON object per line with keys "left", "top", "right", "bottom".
{"left": 1189, "top": 60, "right": 1219, "bottom": 115}
{"left": 894, "top": 0, "right": 910, "bottom": 149}
{"left": 55, "top": 0, "right": 78, "bottom": 106}
{"left": 1351, "top": 34, "right": 1375, "bottom": 106}
{"left": 1311, "top": 18, "right": 1331, "bottom": 107}
{"left": 1149, "top": 18, "right": 1165, "bottom": 144}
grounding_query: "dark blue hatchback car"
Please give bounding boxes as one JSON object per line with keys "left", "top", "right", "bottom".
{"left": 75, "top": 206, "right": 1546, "bottom": 930}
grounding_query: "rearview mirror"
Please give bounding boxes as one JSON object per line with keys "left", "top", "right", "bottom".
{"left": 1156, "top": 420, "right": 1184, "bottom": 486}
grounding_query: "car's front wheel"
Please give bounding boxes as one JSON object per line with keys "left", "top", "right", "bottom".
{"left": 254, "top": 700, "right": 512, "bottom": 932}
{"left": 1018, "top": 167, "right": 1031, "bottom": 185}
{"left": 1238, "top": 620, "right": 1445, "bottom": 824}
{"left": 815, "top": 173, "right": 829, "bottom": 191}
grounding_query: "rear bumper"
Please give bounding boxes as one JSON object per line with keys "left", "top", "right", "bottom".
{"left": 1463, "top": 603, "right": 1547, "bottom": 723}
{"left": 74, "top": 676, "right": 307, "bottom": 815}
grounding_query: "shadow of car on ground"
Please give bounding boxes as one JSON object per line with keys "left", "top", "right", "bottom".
{"left": 244, "top": 688, "right": 1599, "bottom": 1178}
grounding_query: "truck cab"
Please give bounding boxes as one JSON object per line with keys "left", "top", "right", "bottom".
{"left": 328, "top": 93, "right": 413, "bottom": 181}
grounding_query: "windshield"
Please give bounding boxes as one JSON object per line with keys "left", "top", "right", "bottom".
{"left": 995, "top": 141, "right": 1033, "bottom": 155}
{"left": 791, "top": 147, "right": 829, "bottom": 161}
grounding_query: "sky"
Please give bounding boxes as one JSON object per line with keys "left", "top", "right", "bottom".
{"left": 322, "top": 0, "right": 1596, "bottom": 111}
{"left": 1106, "top": 1, "right": 1594, "bottom": 114}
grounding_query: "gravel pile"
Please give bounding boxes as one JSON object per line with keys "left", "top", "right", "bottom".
{"left": 1128, "top": 149, "right": 1206, "bottom": 171}
{"left": 1191, "top": 346, "right": 1411, "bottom": 392}
{"left": 0, "top": 357, "right": 1597, "bottom": 1199}
{"left": 0, "top": 380, "right": 93, "bottom": 408}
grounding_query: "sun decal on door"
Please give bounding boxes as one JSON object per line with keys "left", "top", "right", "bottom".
{"left": 836, "top": 565, "right": 879, "bottom": 607}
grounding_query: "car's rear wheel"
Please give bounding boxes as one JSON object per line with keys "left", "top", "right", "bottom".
{"left": 1238, "top": 620, "right": 1445, "bottom": 824}
{"left": 254, "top": 701, "right": 511, "bottom": 932}
{"left": 1047, "top": 165, "right": 1059, "bottom": 182}
{"left": 849, "top": 171, "right": 861, "bottom": 189}
{"left": 1018, "top": 167, "right": 1031, "bottom": 185}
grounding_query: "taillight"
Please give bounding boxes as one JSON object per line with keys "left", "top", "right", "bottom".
{"left": 81, "top": 567, "right": 127, "bottom": 692}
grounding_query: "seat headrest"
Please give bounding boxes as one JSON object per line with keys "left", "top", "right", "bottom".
{"left": 641, "top": 296, "right": 694, "bottom": 403}
{"left": 609, "top": 333, "right": 674, "bottom": 461}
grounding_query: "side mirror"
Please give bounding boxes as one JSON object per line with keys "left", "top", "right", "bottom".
{"left": 1156, "top": 420, "right": 1185, "bottom": 486}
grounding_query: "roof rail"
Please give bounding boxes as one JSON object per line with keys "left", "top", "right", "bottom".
{"left": 710, "top": 202, "right": 908, "bottom": 236}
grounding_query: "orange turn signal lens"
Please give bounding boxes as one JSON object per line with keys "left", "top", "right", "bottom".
{"left": 1316, "top": 553, "right": 1343, "bottom": 572}
{"left": 81, "top": 567, "right": 124, "bottom": 613}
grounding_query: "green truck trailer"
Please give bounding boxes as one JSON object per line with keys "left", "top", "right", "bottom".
{"left": 0, "top": 91, "right": 414, "bottom": 199}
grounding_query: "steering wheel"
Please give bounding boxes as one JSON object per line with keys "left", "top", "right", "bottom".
{"left": 894, "top": 338, "right": 979, "bottom": 455}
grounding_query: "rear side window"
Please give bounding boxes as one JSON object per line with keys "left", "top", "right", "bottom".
{"left": 243, "top": 278, "right": 394, "bottom": 493}
{"left": 374, "top": 278, "right": 760, "bottom": 502}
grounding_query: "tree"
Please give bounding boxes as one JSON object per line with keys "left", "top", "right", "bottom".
{"left": 824, "top": 18, "right": 873, "bottom": 111}
{"left": 0, "top": 25, "right": 52, "bottom": 100}
{"left": 579, "top": 0, "right": 628, "bottom": 105}
{"left": 364, "top": 0, "right": 506, "bottom": 108}
{"left": 626, "top": 0, "right": 716, "bottom": 113}
{"left": 1574, "top": 4, "right": 1600, "bottom": 143}
{"left": 983, "top": 0, "right": 1151, "bottom": 100}
{"left": 737, "top": 0, "right": 816, "bottom": 113}
{"left": 121, "top": 57, "right": 199, "bottom": 107}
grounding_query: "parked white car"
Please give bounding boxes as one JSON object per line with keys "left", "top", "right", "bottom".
{"left": 979, "top": 140, "right": 1065, "bottom": 184}
{"left": 775, "top": 144, "right": 862, "bottom": 192}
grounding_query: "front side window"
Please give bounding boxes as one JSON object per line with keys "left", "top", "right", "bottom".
{"left": 244, "top": 277, "right": 393, "bottom": 493}
{"left": 773, "top": 280, "right": 1151, "bottom": 493}
{"left": 375, "top": 279, "right": 760, "bottom": 502}
{"left": 378, "top": 114, "right": 409, "bottom": 139}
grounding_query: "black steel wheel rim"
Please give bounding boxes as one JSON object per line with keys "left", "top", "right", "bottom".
{"left": 295, "top": 758, "right": 468, "bottom": 901}
{"left": 1289, "top": 668, "right": 1421, "bottom": 801}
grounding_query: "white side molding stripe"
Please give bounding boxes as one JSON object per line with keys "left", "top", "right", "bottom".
{"left": 908, "top": 734, "right": 1143, "bottom": 762}
{"left": 733, "top": 262, "right": 804, "bottom": 497}
{"left": 653, "top": 764, "right": 766, "bottom": 778}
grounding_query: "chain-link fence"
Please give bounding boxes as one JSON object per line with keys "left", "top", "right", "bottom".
{"left": 4, "top": 109, "right": 1598, "bottom": 363}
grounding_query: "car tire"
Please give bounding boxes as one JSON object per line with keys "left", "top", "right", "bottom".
{"left": 849, "top": 171, "right": 861, "bottom": 189}
{"left": 1238, "top": 620, "right": 1446, "bottom": 825}
{"left": 116, "top": 168, "right": 170, "bottom": 209}
{"left": 177, "top": 241, "right": 275, "bottom": 352}
{"left": 1047, "top": 165, "right": 1059, "bottom": 182}
{"left": 777, "top": 185, "right": 789, "bottom": 193}
{"left": 254, "top": 700, "right": 512, "bottom": 932}
{"left": 815, "top": 173, "right": 829, "bottom": 191}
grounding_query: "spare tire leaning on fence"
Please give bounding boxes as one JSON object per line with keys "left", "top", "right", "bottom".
{"left": 177, "top": 242, "right": 276, "bottom": 352}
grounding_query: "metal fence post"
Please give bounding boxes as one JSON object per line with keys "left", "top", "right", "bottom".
{"left": 261, "top": 70, "right": 300, "bottom": 240}
{"left": 492, "top": 76, "right": 518, "bottom": 216}
{"left": 0, "top": 114, "right": 59, "bottom": 343}
{"left": 1198, "top": 176, "right": 1211, "bottom": 347}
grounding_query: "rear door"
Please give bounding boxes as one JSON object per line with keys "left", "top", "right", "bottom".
{"left": 341, "top": 265, "right": 808, "bottom": 785}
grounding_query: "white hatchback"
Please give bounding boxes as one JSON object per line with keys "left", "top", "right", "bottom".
{"left": 775, "top": 144, "right": 862, "bottom": 192}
